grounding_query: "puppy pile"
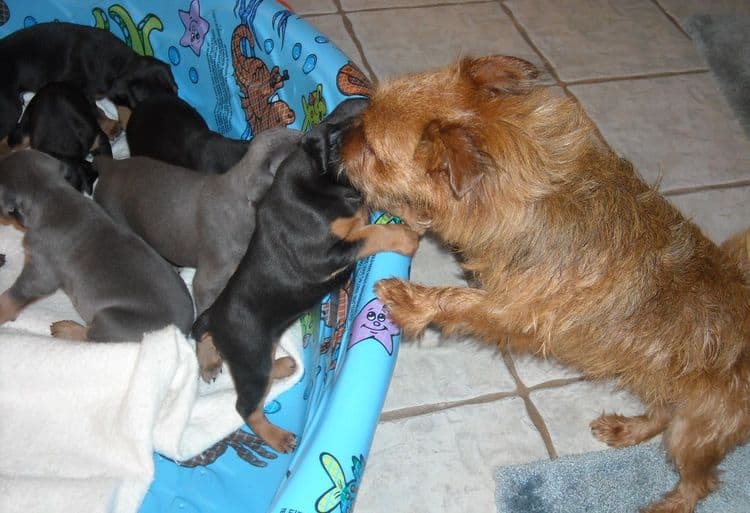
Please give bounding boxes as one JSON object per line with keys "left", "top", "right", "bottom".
{"left": 0, "top": 23, "right": 417, "bottom": 454}
{"left": 340, "top": 55, "right": 750, "bottom": 513}
{"left": 0, "top": 22, "right": 177, "bottom": 192}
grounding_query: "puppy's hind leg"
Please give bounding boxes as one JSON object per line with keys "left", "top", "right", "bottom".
{"left": 0, "top": 256, "right": 60, "bottom": 325}
{"left": 591, "top": 404, "right": 670, "bottom": 448}
{"left": 50, "top": 320, "right": 89, "bottom": 341}
{"left": 231, "top": 343, "right": 297, "bottom": 453}
{"left": 271, "top": 356, "right": 296, "bottom": 379}
{"left": 197, "top": 333, "right": 224, "bottom": 383}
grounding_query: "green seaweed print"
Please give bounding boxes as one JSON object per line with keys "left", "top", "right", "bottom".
{"left": 92, "top": 4, "right": 163, "bottom": 56}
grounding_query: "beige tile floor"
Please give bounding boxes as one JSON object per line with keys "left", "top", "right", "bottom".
{"left": 295, "top": 1, "right": 750, "bottom": 511}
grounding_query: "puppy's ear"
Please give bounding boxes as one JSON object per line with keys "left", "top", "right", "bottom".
{"left": 462, "top": 55, "right": 539, "bottom": 95}
{"left": 302, "top": 122, "right": 335, "bottom": 175}
{"left": 417, "top": 120, "right": 492, "bottom": 199}
{"left": 111, "top": 57, "right": 178, "bottom": 108}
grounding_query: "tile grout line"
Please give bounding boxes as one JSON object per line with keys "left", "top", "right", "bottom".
{"left": 650, "top": 0, "right": 693, "bottom": 40}
{"left": 330, "top": 0, "right": 380, "bottom": 85}
{"left": 501, "top": 348, "right": 559, "bottom": 459}
{"left": 378, "top": 376, "right": 585, "bottom": 423}
{"left": 379, "top": 390, "right": 521, "bottom": 422}
{"left": 323, "top": 0, "right": 496, "bottom": 15}
{"left": 662, "top": 179, "right": 750, "bottom": 198}
{"left": 566, "top": 68, "right": 709, "bottom": 86}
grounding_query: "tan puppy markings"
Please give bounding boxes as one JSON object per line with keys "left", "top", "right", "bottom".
{"left": 116, "top": 106, "right": 132, "bottom": 130}
{"left": 246, "top": 346, "right": 297, "bottom": 453}
{"left": 0, "top": 292, "right": 22, "bottom": 324}
{"left": 0, "top": 137, "right": 12, "bottom": 156}
{"left": 246, "top": 405, "right": 297, "bottom": 454}
{"left": 331, "top": 208, "right": 419, "bottom": 259}
{"left": 50, "top": 320, "right": 88, "bottom": 341}
{"left": 197, "top": 333, "right": 224, "bottom": 383}
{"left": 271, "top": 356, "right": 296, "bottom": 379}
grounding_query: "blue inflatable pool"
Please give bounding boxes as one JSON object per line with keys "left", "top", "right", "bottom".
{"left": 0, "top": 1, "right": 409, "bottom": 512}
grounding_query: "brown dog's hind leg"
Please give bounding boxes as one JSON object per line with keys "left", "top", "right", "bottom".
{"left": 197, "top": 333, "right": 224, "bottom": 383}
{"left": 331, "top": 209, "right": 420, "bottom": 258}
{"left": 590, "top": 405, "right": 670, "bottom": 448}
{"left": 641, "top": 402, "right": 747, "bottom": 513}
{"left": 50, "top": 320, "right": 89, "bottom": 341}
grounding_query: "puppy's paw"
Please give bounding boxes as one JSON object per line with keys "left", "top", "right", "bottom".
{"left": 50, "top": 320, "right": 88, "bottom": 341}
{"left": 393, "top": 226, "right": 420, "bottom": 256}
{"left": 590, "top": 413, "right": 648, "bottom": 448}
{"left": 197, "top": 333, "right": 223, "bottom": 383}
{"left": 274, "top": 431, "right": 298, "bottom": 454}
{"left": 375, "top": 279, "right": 435, "bottom": 338}
{"left": 272, "top": 356, "right": 296, "bottom": 379}
{"left": 0, "top": 292, "right": 21, "bottom": 324}
{"left": 247, "top": 412, "right": 298, "bottom": 454}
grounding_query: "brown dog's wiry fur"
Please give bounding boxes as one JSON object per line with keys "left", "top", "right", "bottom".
{"left": 340, "top": 55, "right": 750, "bottom": 513}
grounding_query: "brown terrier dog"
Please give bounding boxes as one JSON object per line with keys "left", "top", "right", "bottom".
{"left": 340, "top": 55, "right": 750, "bottom": 513}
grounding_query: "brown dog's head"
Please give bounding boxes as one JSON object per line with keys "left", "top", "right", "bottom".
{"left": 341, "top": 55, "right": 592, "bottom": 241}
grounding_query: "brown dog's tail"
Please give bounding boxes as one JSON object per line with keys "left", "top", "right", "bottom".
{"left": 721, "top": 227, "right": 750, "bottom": 280}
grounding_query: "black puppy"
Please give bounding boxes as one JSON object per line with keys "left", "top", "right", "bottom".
{"left": 125, "top": 94, "right": 248, "bottom": 174}
{"left": 192, "top": 99, "right": 418, "bottom": 452}
{"left": 8, "top": 82, "right": 112, "bottom": 193}
{"left": 0, "top": 22, "right": 177, "bottom": 139}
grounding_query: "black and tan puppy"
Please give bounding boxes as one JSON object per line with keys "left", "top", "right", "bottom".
{"left": 8, "top": 82, "right": 112, "bottom": 193}
{"left": 124, "top": 94, "right": 249, "bottom": 174}
{"left": 0, "top": 22, "right": 177, "bottom": 139}
{"left": 0, "top": 150, "right": 193, "bottom": 341}
{"left": 192, "top": 99, "right": 419, "bottom": 452}
{"left": 93, "top": 127, "right": 301, "bottom": 318}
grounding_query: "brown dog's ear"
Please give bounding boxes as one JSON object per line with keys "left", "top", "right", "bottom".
{"left": 417, "top": 120, "right": 492, "bottom": 199}
{"left": 462, "top": 55, "right": 539, "bottom": 94}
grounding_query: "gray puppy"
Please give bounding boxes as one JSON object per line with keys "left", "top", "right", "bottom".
{"left": 0, "top": 150, "right": 194, "bottom": 341}
{"left": 93, "top": 127, "right": 302, "bottom": 316}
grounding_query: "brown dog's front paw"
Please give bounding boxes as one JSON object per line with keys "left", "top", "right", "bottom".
{"left": 50, "top": 320, "right": 88, "bottom": 341}
{"left": 197, "top": 333, "right": 224, "bottom": 383}
{"left": 375, "top": 279, "right": 435, "bottom": 338}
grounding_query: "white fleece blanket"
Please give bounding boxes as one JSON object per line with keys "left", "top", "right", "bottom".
{"left": 0, "top": 220, "right": 304, "bottom": 513}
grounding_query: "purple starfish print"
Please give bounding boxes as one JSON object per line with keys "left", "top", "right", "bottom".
{"left": 347, "top": 298, "right": 400, "bottom": 355}
{"left": 179, "top": 0, "right": 210, "bottom": 56}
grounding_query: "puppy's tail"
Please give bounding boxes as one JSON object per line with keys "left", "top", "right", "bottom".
{"left": 721, "top": 227, "right": 750, "bottom": 281}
